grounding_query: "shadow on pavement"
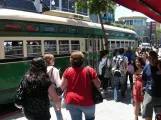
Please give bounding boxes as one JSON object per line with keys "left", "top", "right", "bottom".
{"left": 103, "top": 86, "right": 133, "bottom": 105}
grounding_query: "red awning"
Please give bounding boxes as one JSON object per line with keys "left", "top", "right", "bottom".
{"left": 113, "top": 0, "right": 161, "bottom": 22}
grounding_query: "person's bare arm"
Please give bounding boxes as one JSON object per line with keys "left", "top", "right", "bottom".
{"left": 48, "top": 84, "right": 61, "bottom": 111}
{"left": 60, "top": 77, "right": 68, "bottom": 90}
{"left": 93, "top": 77, "right": 101, "bottom": 88}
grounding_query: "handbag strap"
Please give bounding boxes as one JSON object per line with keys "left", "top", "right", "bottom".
{"left": 48, "top": 67, "right": 57, "bottom": 87}
{"left": 86, "top": 66, "right": 92, "bottom": 81}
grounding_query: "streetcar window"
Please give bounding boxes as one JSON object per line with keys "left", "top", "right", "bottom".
{"left": 108, "top": 41, "right": 110, "bottom": 50}
{"left": 4, "top": 41, "right": 23, "bottom": 58}
{"left": 111, "top": 41, "right": 115, "bottom": 50}
{"left": 89, "top": 39, "right": 92, "bottom": 46}
{"left": 59, "top": 40, "right": 69, "bottom": 54}
{"left": 93, "top": 40, "right": 96, "bottom": 52}
{"left": 110, "top": 32, "right": 115, "bottom": 36}
{"left": 132, "top": 42, "right": 135, "bottom": 47}
{"left": 116, "top": 33, "right": 119, "bottom": 37}
{"left": 120, "top": 33, "right": 124, "bottom": 37}
{"left": 85, "top": 39, "right": 88, "bottom": 51}
{"left": 27, "top": 41, "right": 41, "bottom": 57}
{"left": 129, "top": 42, "right": 131, "bottom": 47}
{"left": 71, "top": 40, "right": 80, "bottom": 52}
{"left": 44, "top": 40, "right": 57, "bottom": 54}
{"left": 125, "top": 33, "right": 129, "bottom": 37}
{"left": 98, "top": 40, "right": 100, "bottom": 51}
{"left": 116, "top": 41, "right": 120, "bottom": 48}
{"left": 125, "top": 42, "right": 128, "bottom": 48}
{"left": 60, "top": 28, "right": 68, "bottom": 33}
{"left": 70, "top": 28, "right": 78, "bottom": 33}
{"left": 121, "top": 41, "right": 124, "bottom": 48}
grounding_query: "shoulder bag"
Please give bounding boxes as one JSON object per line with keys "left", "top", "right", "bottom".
{"left": 86, "top": 66, "right": 103, "bottom": 104}
{"left": 14, "top": 78, "right": 26, "bottom": 108}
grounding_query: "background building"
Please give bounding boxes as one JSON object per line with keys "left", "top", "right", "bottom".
{"left": 43, "top": 0, "right": 88, "bottom": 15}
{"left": 0, "top": 0, "right": 38, "bottom": 13}
{"left": 90, "top": 11, "right": 115, "bottom": 23}
{"left": 119, "top": 16, "right": 147, "bottom": 37}
{"left": 43, "top": 0, "right": 116, "bottom": 23}
{"left": 0, "top": 0, "right": 115, "bottom": 24}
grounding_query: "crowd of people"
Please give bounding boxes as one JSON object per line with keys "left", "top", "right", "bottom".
{"left": 14, "top": 46, "right": 161, "bottom": 120}
{"left": 98, "top": 47, "right": 161, "bottom": 120}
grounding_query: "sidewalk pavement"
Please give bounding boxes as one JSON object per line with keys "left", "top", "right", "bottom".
{"left": 3, "top": 88, "right": 142, "bottom": 120}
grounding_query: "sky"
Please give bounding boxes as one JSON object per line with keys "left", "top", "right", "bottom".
{"left": 115, "top": 6, "right": 154, "bottom": 22}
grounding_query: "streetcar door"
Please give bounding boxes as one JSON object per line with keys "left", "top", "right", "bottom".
{"left": 85, "top": 36, "right": 98, "bottom": 70}
{"left": 92, "top": 37, "right": 99, "bottom": 72}
{"left": 85, "top": 36, "right": 92, "bottom": 66}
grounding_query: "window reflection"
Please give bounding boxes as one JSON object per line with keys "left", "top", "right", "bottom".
{"left": 125, "top": 42, "right": 128, "bottom": 48}
{"left": 71, "top": 40, "right": 80, "bottom": 52}
{"left": 4, "top": 41, "right": 23, "bottom": 58}
{"left": 27, "top": 41, "right": 41, "bottom": 57}
{"left": 59, "top": 40, "right": 69, "bottom": 54}
{"left": 44, "top": 40, "right": 57, "bottom": 54}
{"left": 62, "top": 0, "right": 75, "bottom": 13}
{"left": 116, "top": 41, "right": 120, "bottom": 48}
{"left": 111, "top": 41, "right": 115, "bottom": 50}
{"left": 121, "top": 41, "right": 124, "bottom": 48}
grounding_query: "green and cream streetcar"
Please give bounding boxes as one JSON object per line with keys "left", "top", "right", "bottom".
{"left": 0, "top": 8, "right": 136, "bottom": 104}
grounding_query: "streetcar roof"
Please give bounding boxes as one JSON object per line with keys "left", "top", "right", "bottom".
{"left": 0, "top": 9, "right": 136, "bottom": 34}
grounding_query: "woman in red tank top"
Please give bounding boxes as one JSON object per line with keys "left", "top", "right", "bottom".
{"left": 133, "top": 57, "right": 145, "bottom": 120}
{"left": 60, "top": 51, "right": 101, "bottom": 120}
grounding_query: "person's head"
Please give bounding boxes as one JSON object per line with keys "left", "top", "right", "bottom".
{"left": 142, "top": 52, "right": 148, "bottom": 62}
{"left": 26, "top": 57, "right": 48, "bottom": 81}
{"left": 119, "top": 48, "right": 124, "bottom": 55}
{"left": 43, "top": 54, "right": 54, "bottom": 66}
{"left": 136, "top": 47, "right": 141, "bottom": 52}
{"left": 113, "top": 49, "right": 119, "bottom": 56}
{"left": 154, "top": 44, "right": 157, "bottom": 48}
{"left": 134, "top": 57, "right": 144, "bottom": 72}
{"left": 127, "top": 47, "right": 132, "bottom": 53}
{"left": 141, "top": 48, "right": 146, "bottom": 53}
{"left": 70, "top": 51, "right": 85, "bottom": 67}
{"left": 124, "top": 48, "right": 128, "bottom": 52}
{"left": 100, "top": 50, "right": 109, "bottom": 61}
{"left": 31, "top": 57, "right": 47, "bottom": 72}
{"left": 146, "top": 48, "right": 150, "bottom": 52}
{"left": 148, "top": 51, "right": 158, "bottom": 66}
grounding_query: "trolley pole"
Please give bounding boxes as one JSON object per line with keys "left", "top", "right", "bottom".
{"left": 150, "top": 21, "right": 152, "bottom": 46}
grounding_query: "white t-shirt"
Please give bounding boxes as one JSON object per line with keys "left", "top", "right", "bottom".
{"left": 99, "top": 58, "right": 112, "bottom": 76}
{"left": 99, "top": 58, "right": 107, "bottom": 75}
{"left": 47, "top": 66, "right": 61, "bottom": 87}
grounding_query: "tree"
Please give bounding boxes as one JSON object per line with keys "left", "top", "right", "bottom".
{"left": 73, "top": 0, "right": 116, "bottom": 50}
{"left": 153, "top": 26, "right": 161, "bottom": 45}
{"left": 156, "top": 26, "right": 161, "bottom": 42}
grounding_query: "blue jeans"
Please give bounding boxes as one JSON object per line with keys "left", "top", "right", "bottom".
{"left": 50, "top": 101, "right": 63, "bottom": 120}
{"left": 66, "top": 104, "right": 95, "bottom": 120}
{"left": 113, "top": 76, "right": 126, "bottom": 101}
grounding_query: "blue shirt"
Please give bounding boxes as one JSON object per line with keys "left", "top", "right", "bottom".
{"left": 124, "top": 52, "right": 134, "bottom": 64}
{"left": 142, "top": 64, "right": 161, "bottom": 97}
